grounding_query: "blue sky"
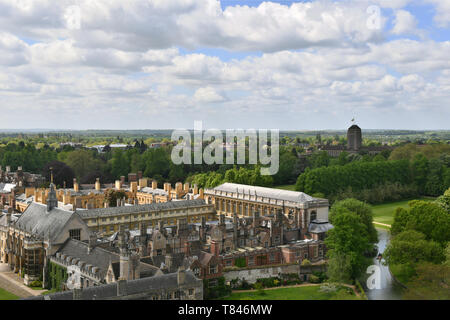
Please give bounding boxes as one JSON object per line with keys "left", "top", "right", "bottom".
{"left": 0, "top": 0, "right": 448, "bottom": 130}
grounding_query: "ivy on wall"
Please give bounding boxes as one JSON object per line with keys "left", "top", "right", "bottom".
{"left": 47, "top": 261, "right": 68, "bottom": 291}
{"left": 234, "top": 257, "right": 247, "bottom": 268}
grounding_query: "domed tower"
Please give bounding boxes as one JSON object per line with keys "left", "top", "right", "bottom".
{"left": 347, "top": 124, "right": 362, "bottom": 151}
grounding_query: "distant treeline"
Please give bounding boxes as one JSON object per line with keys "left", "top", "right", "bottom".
{"left": 296, "top": 146, "right": 450, "bottom": 203}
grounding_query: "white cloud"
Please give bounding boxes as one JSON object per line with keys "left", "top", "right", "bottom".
{"left": 427, "top": 0, "right": 450, "bottom": 28}
{"left": 0, "top": 0, "right": 448, "bottom": 130}
{"left": 391, "top": 10, "right": 421, "bottom": 36}
{"left": 194, "top": 87, "right": 226, "bottom": 103}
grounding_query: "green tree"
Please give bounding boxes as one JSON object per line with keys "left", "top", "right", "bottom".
{"left": 325, "top": 209, "right": 371, "bottom": 279}
{"left": 64, "top": 149, "right": 103, "bottom": 179}
{"left": 383, "top": 230, "right": 445, "bottom": 266}
{"left": 403, "top": 263, "right": 450, "bottom": 300}
{"left": 326, "top": 253, "right": 352, "bottom": 284}
{"left": 329, "top": 198, "right": 378, "bottom": 243}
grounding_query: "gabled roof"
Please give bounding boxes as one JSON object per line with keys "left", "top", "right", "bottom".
{"left": 14, "top": 202, "right": 77, "bottom": 242}
{"left": 56, "top": 238, "right": 120, "bottom": 279}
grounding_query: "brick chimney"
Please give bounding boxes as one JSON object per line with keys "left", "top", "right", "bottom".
{"left": 151, "top": 180, "right": 157, "bottom": 189}
{"left": 183, "top": 240, "right": 190, "bottom": 257}
{"left": 211, "top": 240, "right": 220, "bottom": 256}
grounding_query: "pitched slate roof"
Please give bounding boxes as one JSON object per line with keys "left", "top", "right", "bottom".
{"left": 24, "top": 271, "right": 200, "bottom": 300}
{"left": 55, "top": 239, "right": 120, "bottom": 279}
{"left": 77, "top": 199, "right": 208, "bottom": 218}
{"left": 14, "top": 202, "right": 77, "bottom": 242}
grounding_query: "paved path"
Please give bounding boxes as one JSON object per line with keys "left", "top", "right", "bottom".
{"left": 373, "top": 221, "right": 391, "bottom": 227}
{"left": 233, "top": 283, "right": 361, "bottom": 298}
{"left": 0, "top": 263, "right": 46, "bottom": 298}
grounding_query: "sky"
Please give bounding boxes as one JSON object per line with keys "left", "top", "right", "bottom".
{"left": 0, "top": 0, "right": 449, "bottom": 130}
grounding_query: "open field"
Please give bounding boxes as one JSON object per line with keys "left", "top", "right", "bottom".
{"left": 221, "top": 285, "right": 360, "bottom": 300}
{"left": 371, "top": 197, "right": 436, "bottom": 227}
{"left": 0, "top": 287, "right": 19, "bottom": 300}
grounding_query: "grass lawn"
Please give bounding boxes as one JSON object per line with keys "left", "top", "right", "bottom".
{"left": 371, "top": 197, "right": 435, "bottom": 227}
{"left": 0, "top": 287, "right": 19, "bottom": 300}
{"left": 274, "top": 184, "right": 296, "bottom": 191}
{"left": 221, "top": 285, "right": 359, "bottom": 300}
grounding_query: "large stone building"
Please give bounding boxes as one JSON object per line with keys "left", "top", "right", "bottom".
{"left": 319, "top": 124, "right": 391, "bottom": 157}
{"left": 347, "top": 124, "right": 362, "bottom": 151}
{"left": 204, "top": 183, "right": 329, "bottom": 239}
{"left": 78, "top": 199, "right": 216, "bottom": 236}
{"left": 0, "top": 183, "right": 91, "bottom": 285}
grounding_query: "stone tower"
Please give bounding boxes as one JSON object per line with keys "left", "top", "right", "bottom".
{"left": 118, "top": 226, "right": 130, "bottom": 279}
{"left": 47, "top": 183, "right": 58, "bottom": 212}
{"left": 347, "top": 124, "right": 362, "bottom": 151}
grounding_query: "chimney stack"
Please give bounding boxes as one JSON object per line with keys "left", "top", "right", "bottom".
{"left": 116, "top": 279, "right": 127, "bottom": 297}
{"left": 151, "top": 180, "right": 157, "bottom": 189}
{"left": 177, "top": 266, "right": 186, "bottom": 286}
{"left": 95, "top": 178, "right": 101, "bottom": 191}
{"left": 115, "top": 180, "right": 122, "bottom": 190}
{"left": 211, "top": 240, "right": 220, "bottom": 256}
{"left": 88, "top": 233, "right": 97, "bottom": 254}
{"left": 73, "top": 179, "right": 79, "bottom": 192}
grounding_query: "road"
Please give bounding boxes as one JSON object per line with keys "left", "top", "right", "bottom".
{"left": 364, "top": 228, "right": 404, "bottom": 300}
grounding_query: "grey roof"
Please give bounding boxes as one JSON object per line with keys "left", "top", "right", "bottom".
{"left": 139, "top": 187, "right": 168, "bottom": 196}
{"left": 77, "top": 199, "right": 208, "bottom": 218}
{"left": 55, "top": 239, "right": 119, "bottom": 279}
{"left": 208, "top": 183, "right": 322, "bottom": 204}
{"left": 14, "top": 202, "right": 76, "bottom": 242}
{"left": 0, "top": 213, "right": 19, "bottom": 227}
{"left": 0, "top": 182, "right": 15, "bottom": 193}
{"left": 308, "top": 220, "right": 334, "bottom": 233}
{"left": 24, "top": 271, "right": 200, "bottom": 300}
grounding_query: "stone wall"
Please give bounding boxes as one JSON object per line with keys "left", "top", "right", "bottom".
{"left": 224, "top": 264, "right": 299, "bottom": 284}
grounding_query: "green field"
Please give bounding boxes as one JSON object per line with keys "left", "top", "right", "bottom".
{"left": 371, "top": 197, "right": 435, "bottom": 227}
{"left": 0, "top": 287, "right": 19, "bottom": 300}
{"left": 221, "top": 285, "right": 359, "bottom": 300}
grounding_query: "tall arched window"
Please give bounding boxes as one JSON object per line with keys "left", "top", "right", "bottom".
{"left": 310, "top": 211, "right": 317, "bottom": 222}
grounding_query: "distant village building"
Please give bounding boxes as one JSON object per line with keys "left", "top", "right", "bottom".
{"left": 318, "top": 124, "right": 391, "bottom": 157}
